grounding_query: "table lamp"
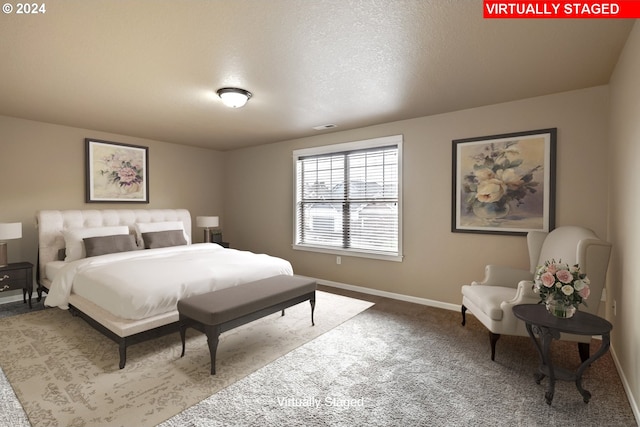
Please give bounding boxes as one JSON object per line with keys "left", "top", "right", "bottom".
{"left": 196, "top": 216, "right": 219, "bottom": 243}
{"left": 0, "top": 222, "right": 22, "bottom": 267}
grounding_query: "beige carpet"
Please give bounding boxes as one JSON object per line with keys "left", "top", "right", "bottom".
{"left": 0, "top": 291, "right": 373, "bottom": 427}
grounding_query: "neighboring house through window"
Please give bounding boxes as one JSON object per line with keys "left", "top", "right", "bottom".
{"left": 293, "top": 135, "right": 403, "bottom": 261}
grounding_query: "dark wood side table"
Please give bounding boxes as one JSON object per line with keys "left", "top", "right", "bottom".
{"left": 513, "top": 304, "right": 612, "bottom": 405}
{"left": 0, "top": 262, "right": 34, "bottom": 308}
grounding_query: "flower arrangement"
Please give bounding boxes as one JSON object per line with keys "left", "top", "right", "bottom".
{"left": 99, "top": 150, "right": 144, "bottom": 190}
{"left": 533, "top": 259, "right": 591, "bottom": 308}
{"left": 462, "top": 141, "right": 541, "bottom": 214}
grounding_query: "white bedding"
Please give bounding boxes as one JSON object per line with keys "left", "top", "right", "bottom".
{"left": 44, "top": 243, "right": 294, "bottom": 320}
{"left": 45, "top": 260, "right": 67, "bottom": 281}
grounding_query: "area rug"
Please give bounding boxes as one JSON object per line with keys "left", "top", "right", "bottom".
{"left": 160, "top": 303, "right": 638, "bottom": 427}
{"left": 0, "top": 291, "right": 373, "bottom": 427}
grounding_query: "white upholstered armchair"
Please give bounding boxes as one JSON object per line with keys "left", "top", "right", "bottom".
{"left": 461, "top": 226, "right": 611, "bottom": 361}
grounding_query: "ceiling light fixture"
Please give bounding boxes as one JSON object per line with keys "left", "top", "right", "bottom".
{"left": 216, "top": 87, "right": 252, "bottom": 108}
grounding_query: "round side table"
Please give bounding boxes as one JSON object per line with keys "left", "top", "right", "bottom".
{"left": 513, "top": 303, "right": 612, "bottom": 405}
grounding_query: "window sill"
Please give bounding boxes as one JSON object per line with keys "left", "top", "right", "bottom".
{"left": 292, "top": 244, "right": 403, "bottom": 262}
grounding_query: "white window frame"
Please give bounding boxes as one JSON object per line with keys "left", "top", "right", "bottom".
{"left": 292, "top": 135, "right": 403, "bottom": 262}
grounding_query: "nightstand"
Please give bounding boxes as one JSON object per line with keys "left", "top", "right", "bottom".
{"left": 0, "top": 262, "right": 34, "bottom": 308}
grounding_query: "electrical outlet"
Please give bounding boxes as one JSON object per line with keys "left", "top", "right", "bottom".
{"left": 336, "top": 256, "right": 341, "bottom": 265}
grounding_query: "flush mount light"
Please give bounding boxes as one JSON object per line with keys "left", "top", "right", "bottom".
{"left": 216, "top": 87, "right": 252, "bottom": 108}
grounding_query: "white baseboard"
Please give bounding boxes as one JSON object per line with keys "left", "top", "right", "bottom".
{"left": 301, "top": 276, "right": 460, "bottom": 312}
{"left": 0, "top": 293, "right": 26, "bottom": 305}
{"left": 610, "top": 346, "right": 640, "bottom": 425}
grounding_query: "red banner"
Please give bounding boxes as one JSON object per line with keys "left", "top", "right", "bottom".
{"left": 484, "top": 1, "right": 640, "bottom": 18}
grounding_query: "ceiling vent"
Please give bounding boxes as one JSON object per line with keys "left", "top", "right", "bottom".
{"left": 313, "top": 124, "right": 337, "bottom": 130}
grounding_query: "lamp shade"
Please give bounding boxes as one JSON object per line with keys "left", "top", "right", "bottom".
{"left": 0, "top": 222, "right": 22, "bottom": 240}
{"left": 196, "top": 216, "right": 219, "bottom": 228}
{"left": 217, "top": 87, "right": 252, "bottom": 108}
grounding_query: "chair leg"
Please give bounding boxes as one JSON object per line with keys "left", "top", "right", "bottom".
{"left": 459, "top": 304, "right": 500, "bottom": 361}
{"left": 461, "top": 305, "right": 467, "bottom": 326}
{"left": 489, "top": 332, "right": 500, "bottom": 361}
{"left": 578, "top": 342, "right": 590, "bottom": 363}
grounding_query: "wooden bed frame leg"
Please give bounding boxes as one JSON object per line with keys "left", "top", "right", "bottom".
{"left": 119, "top": 338, "right": 127, "bottom": 369}
{"left": 179, "top": 321, "right": 187, "bottom": 357}
{"left": 310, "top": 297, "right": 315, "bottom": 326}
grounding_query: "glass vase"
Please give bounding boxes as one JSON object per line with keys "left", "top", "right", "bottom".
{"left": 472, "top": 201, "right": 510, "bottom": 220}
{"left": 545, "top": 299, "right": 576, "bottom": 318}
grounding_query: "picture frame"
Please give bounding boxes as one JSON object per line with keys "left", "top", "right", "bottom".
{"left": 452, "top": 128, "right": 556, "bottom": 235}
{"left": 85, "top": 139, "right": 149, "bottom": 203}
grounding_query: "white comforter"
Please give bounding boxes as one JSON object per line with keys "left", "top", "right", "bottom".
{"left": 44, "top": 243, "right": 294, "bottom": 320}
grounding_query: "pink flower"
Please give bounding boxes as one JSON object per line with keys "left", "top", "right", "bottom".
{"left": 579, "top": 285, "right": 591, "bottom": 299}
{"left": 541, "top": 272, "right": 555, "bottom": 287}
{"left": 546, "top": 264, "right": 558, "bottom": 275}
{"left": 117, "top": 167, "right": 138, "bottom": 184}
{"left": 556, "top": 269, "right": 573, "bottom": 284}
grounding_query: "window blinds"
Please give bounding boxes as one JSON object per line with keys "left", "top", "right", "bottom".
{"left": 295, "top": 142, "right": 400, "bottom": 258}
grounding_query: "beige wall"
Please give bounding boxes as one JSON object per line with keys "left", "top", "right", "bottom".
{"left": 608, "top": 21, "right": 640, "bottom": 420}
{"left": 0, "top": 115, "right": 225, "bottom": 299}
{"left": 223, "top": 86, "right": 610, "bottom": 306}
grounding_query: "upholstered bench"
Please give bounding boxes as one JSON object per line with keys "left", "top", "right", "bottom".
{"left": 177, "top": 275, "right": 316, "bottom": 374}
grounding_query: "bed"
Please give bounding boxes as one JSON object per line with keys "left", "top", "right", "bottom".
{"left": 36, "top": 209, "right": 293, "bottom": 368}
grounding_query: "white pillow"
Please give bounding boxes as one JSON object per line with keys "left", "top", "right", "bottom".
{"left": 134, "top": 221, "right": 190, "bottom": 247}
{"left": 63, "top": 226, "right": 131, "bottom": 262}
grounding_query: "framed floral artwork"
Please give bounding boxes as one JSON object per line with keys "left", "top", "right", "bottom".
{"left": 85, "top": 139, "right": 149, "bottom": 203}
{"left": 452, "top": 128, "right": 556, "bottom": 235}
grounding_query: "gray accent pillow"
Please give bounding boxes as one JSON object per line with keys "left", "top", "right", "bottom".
{"left": 83, "top": 234, "right": 138, "bottom": 257}
{"left": 142, "top": 230, "right": 187, "bottom": 249}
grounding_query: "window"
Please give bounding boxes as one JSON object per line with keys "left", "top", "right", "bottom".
{"left": 293, "top": 135, "right": 402, "bottom": 261}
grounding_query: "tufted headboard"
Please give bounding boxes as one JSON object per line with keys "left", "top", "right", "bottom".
{"left": 35, "top": 209, "right": 192, "bottom": 284}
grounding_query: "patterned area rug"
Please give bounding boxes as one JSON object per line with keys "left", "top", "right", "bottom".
{"left": 0, "top": 291, "right": 373, "bottom": 427}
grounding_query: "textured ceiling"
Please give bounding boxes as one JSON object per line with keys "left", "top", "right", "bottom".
{"left": 0, "top": 1, "right": 634, "bottom": 150}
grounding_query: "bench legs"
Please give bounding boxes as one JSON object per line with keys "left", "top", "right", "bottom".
{"left": 180, "top": 322, "right": 221, "bottom": 375}
{"left": 180, "top": 320, "right": 220, "bottom": 375}
{"left": 204, "top": 325, "right": 221, "bottom": 375}
{"left": 180, "top": 292, "right": 316, "bottom": 375}
{"left": 310, "top": 297, "right": 315, "bottom": 326}
{"left": 205, "top": 325, "right": 220, "bottom": 375}
{"left": 282, "top": 298, "right": 316, "bottom": 326}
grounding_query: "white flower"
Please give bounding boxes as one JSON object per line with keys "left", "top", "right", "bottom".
{"left": 475, "top": 179, "right": 506, "bottom": 203}
{"left": 474, "top": 168, "right": 495, "bottom": 181}
{"left": 573, "top": 279, "right": 586, "bottom": 291}
{"left": 561, "top": 285, "right": 574, "bottom": 296}
{"left": 496, "top": 168, "right": 523, "bottom": 190}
